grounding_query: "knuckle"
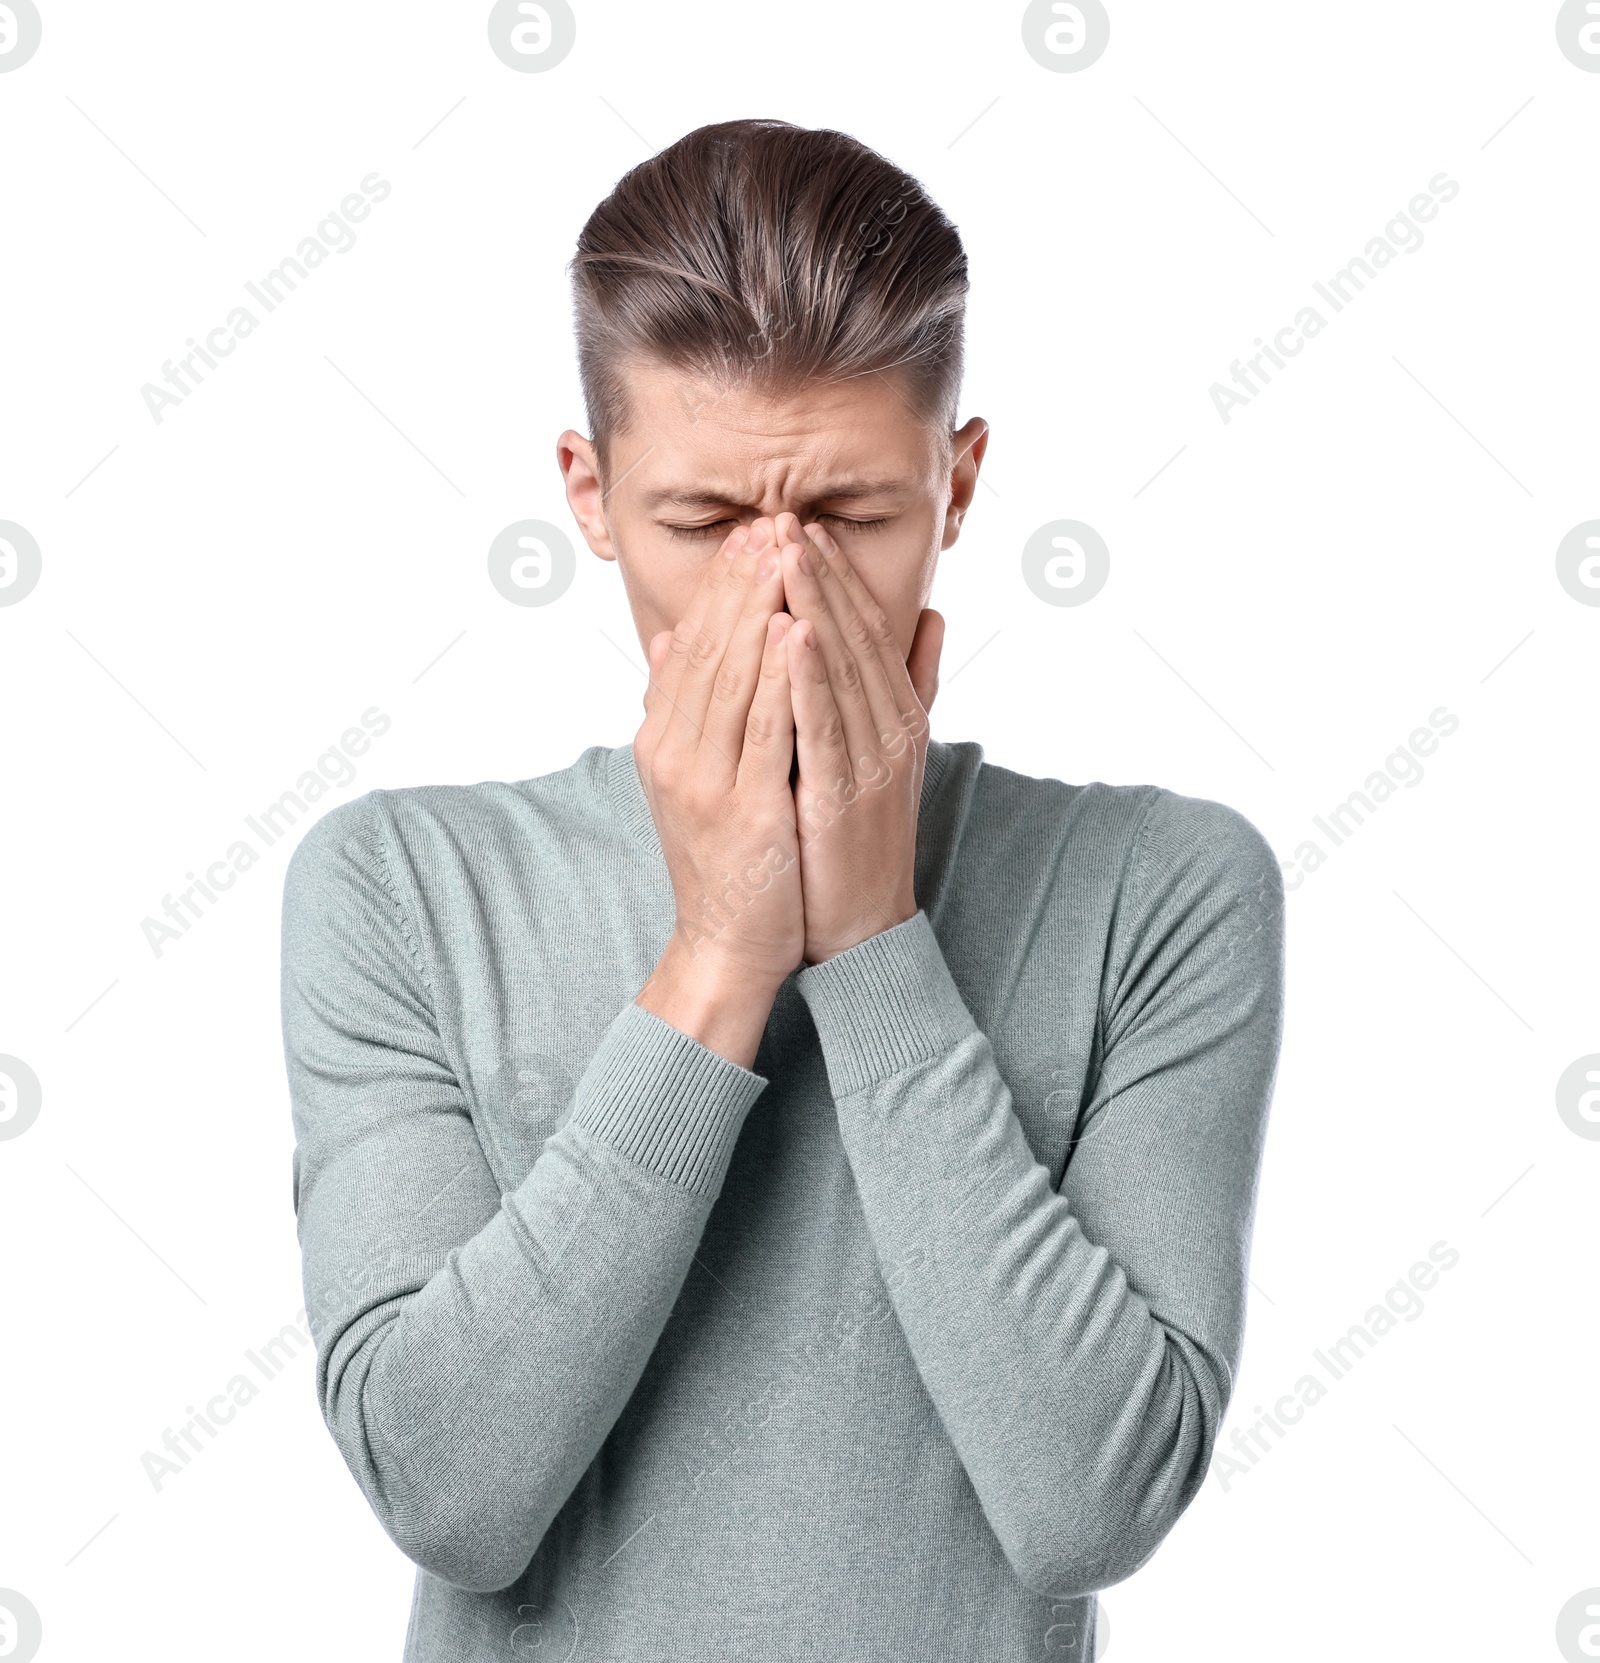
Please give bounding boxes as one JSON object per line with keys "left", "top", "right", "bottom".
{"left": 744, "top": 709, "right": 778, "bottom": 747}
{"left": 844, "top": 616, "right": 875, "bottom": 655}
{"left": 684, "top": 776, "right": 718, "bottom": 817}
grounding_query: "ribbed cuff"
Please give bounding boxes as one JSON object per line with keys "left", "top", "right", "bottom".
{"left": 567, "top": 1001, "right": 767, "bottom": 1197}
{"left": 796, "top": 911, "right": 976, "bottom": 1099}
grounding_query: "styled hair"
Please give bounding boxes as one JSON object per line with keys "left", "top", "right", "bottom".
{"left": 570, "top": 119, "right": 969, "bottom": 478}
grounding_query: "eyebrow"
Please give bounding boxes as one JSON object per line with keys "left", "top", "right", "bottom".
{"left": 639, "top": 478, "right": 913, "bottom": 513}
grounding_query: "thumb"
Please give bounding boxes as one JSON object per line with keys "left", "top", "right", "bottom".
{"left": 643, "top": 630, "right": 672, "bottom": 709}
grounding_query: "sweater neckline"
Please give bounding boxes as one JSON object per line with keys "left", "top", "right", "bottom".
{"left": 606, "top": 732, "right": 956, "bottom": 860}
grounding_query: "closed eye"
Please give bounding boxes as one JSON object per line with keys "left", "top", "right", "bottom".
{"left": 662, "top": 515, "right": 893, "bottom": 542}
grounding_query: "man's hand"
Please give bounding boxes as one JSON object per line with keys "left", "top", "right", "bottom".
{"left": 633, "top": 519, "right": 802, "bottom": 1066}
{"left": 774, "top": 511, "right": 945, "bottom": 964}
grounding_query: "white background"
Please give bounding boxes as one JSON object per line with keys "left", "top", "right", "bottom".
{"left": 1, "top": 2, "right": 1596, "bottom": 1658}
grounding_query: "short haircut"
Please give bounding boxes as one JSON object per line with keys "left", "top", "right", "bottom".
{"left": 570, "top": 119, "right": 969, "bottom": 479}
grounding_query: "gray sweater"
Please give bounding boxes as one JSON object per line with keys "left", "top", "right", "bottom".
{"left": 280, "top": 737, "right": 1285, "bottom": 1660}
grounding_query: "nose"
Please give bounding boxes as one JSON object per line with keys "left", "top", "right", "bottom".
{"left": 769, "top": 511, "right": 806, "bottom": 547}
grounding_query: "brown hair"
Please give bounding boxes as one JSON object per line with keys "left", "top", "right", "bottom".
{"left": 570, "top": 119, "right": 969, "bottom": 479}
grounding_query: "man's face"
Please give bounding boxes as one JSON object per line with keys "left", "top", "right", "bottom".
{"left": 559, "top": 357, "right": 987, "bottom": 657}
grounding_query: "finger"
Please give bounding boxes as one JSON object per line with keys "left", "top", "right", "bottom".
{"left": 653, "top": 521, "right": 749, "bottom": 719}
{"left": 700, "top": 534, "right": 787, "bottom": 761}
{"left": 804, "top": 520, "right": 924, "bottom": 753}
{"left": 786, "top": 616, "right": 852, "bottom": 838}
{"left": 641, "top": 628, "right": 673, "bottom": 710}
{"left": 661, "top": 518, "right": 774, "bottom": 759}
{"left": 777, "top": 526, "right": 881, "bottom": 785}
{"left": 634, "top": 630, "right": 679, "bottom": 781}
{"left": 736, "top": 610, "right": 797, "bottom": 798}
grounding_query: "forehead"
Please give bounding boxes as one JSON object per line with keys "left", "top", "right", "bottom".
{"left": 612, "top": 355, "right": 941, "bottom": 507}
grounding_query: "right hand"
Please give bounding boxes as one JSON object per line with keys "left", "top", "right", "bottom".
{"left": 632, "top": 518, "right": 803, "bottom": 1061}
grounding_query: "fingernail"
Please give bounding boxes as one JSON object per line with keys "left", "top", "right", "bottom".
{"left": 748, "top": 520, "right": 772, "bottom": 550}
{"left": 757, "top": 554, "right": 777, "bottom": 581}
{"left": 796, "top": 546, "right": 812, "bottom": 576}
{"left": 726, "top": 526, "right": 748, "bottom": 557}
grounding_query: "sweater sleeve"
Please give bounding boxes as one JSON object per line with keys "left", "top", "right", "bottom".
{"left": 794, "top": 790, "right": 1285, "bottom": 1601}
{"left": 280, "top": 796, "right": 766, "bottom": 1594}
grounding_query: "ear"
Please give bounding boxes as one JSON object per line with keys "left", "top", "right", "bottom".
{"left": 557, "top": 430, "right": 618, "bottom": 562}
{"left": 939, "top": 417, "right": 990, "bottom": 552}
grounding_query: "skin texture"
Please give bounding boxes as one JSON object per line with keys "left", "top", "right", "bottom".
{"left": 558, "top": 358, "right": 988, "bottom": 1066}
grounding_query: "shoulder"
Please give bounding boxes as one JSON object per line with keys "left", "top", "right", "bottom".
{"left": 281, "top": 745, "right": 615, "bottom": 905}
{"left": 1103, "top": 787, "right": 1285, "bottom": 1015}
{"left": 968, "top": 748, "right": 1275, "bottom": 884}
{"left": 1119, "top": 786, "right": 1283, "bottom": 926}
{"left": 953, "top": 748, "right": 1281, "bottom": 954}
{"left": 288, "top": 745, "right": 614, "bottom": 858}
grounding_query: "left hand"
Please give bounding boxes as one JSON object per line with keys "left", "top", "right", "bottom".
{"left": 773, "top": 511, "right": 945, "bottom": 964}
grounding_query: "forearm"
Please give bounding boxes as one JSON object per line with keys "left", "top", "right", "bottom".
{"left": 826, "top": 1029, "right": 1217, "bottom": 1599}
{"left": 305, "top": 1001, "right": 766, "bottom": 1592}
{"left": 797, "top": 912, "right": 1262, "bottom": 1599}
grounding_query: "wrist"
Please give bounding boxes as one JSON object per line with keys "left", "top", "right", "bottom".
{"left": 635, "top": 935, "right": 786, "bottom": 1070}
{"left": 804, "top": 892, "right": 918, "bottom": 966}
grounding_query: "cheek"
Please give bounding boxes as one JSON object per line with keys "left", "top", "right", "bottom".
{"left": 618, "top": 543, "right": 705, "bottom": 633}
{"left": 856, "top": 577, "right": 922, "bottom": 662}
{"left": 864, "top": 545, "right": 937, "bottom": 657}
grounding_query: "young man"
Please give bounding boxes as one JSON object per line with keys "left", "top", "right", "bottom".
{"left": 282, "top": 119, "right": 1285, "bottom": 1660}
